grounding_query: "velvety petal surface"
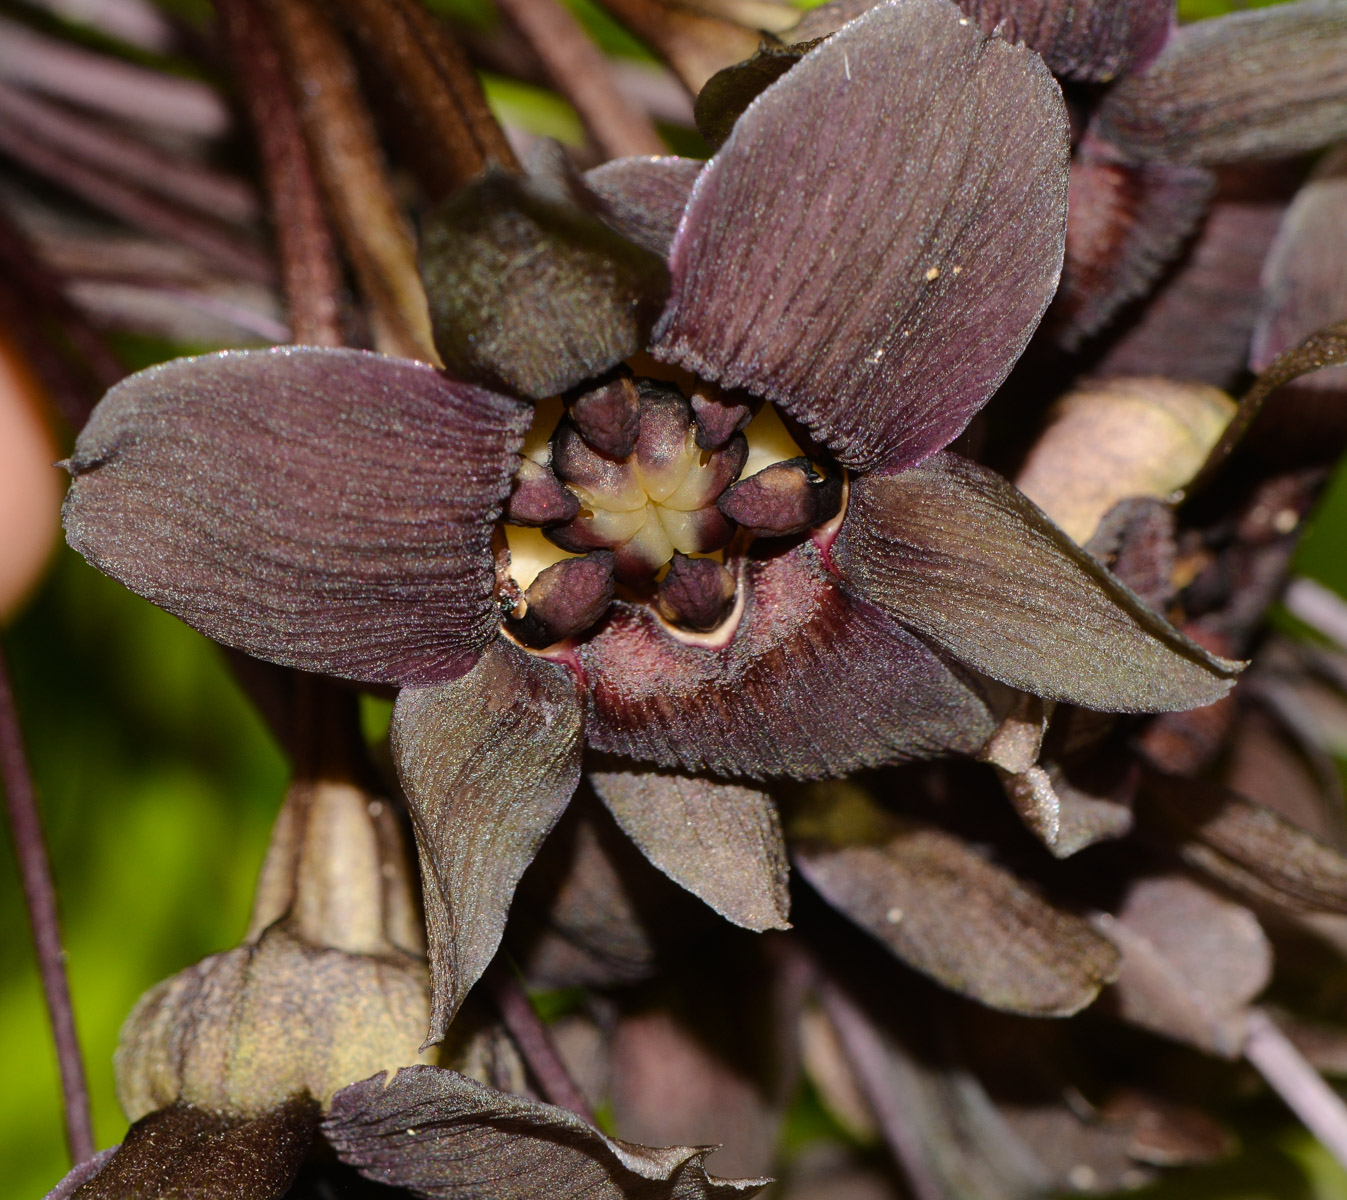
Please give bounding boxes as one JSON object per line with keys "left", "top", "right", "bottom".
{"left": 1251, "top": 144, "right": 1347, "bottom": 394}
{"left": 832, "top": 452, "right": 1242, "bottom": 711}
{"left": 1094, "top": 0, "right": 1347, "bottom": 165}
{"left": 325, "top": 1066, "right": 770, "bottom": 1198}
{"left": 393, "top": 639, "right": 583, "bottom": 1040}
{"left": 652, "top": 0, "right": 1070, "bottom": 472}
{"left": 958, "top": 0, "right": 1171, "bottom": 81}
{"left": 794, "top": 791, "right": 1119, "bottom": 1016}
{"left": 584, "top": 156, "right": 703, "bottom": 258}
{"left": 421, "top": 167, "right": 669, "bottom": 400}
{"left": 63, "top": 347, "right": 528, "bottom": 686}
{"left": 44, "top": 1152, "right": 118, "bottom": 1200}
{"left": 70, "top": 1099, "right": 317, "bottom": 1200}
{"left": 589, "top": 762, "right": 790, "bottom": 930}
{"left": 580, "top": 541, "right": 997, "bottom": 779}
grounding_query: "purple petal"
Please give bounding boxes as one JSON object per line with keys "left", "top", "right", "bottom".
{"left": 832, "top": 452, "right": 1242, "bottom": 711}
{"left": 325, "top": 1066, "right": 771, "bottom": 1198}
{"left": 584, "top": 155, "right": 703, "bottom": 258}
{"left": 794, "top": 793, "right": 1119, "bottom": 1016}
{"left": 67, "top": 1099, "right": 316, "bottom": 1199}
{"left": 580, "top": 541, "right": 997, "bottom": 779}
{"left": 43, "top": 1150, "right": 119, "bottom": 1200}
{"left": 63, "top": 347, "right": 528, "bottom": 685}
{"left": 1094, "top": 0, "right": 1347, "bottom": 164}
{"left": 392, "top": 640, "right": 583, "bottom": 1040}
{"left": 652, "top": 0, "right": 1070, "bottom": 472}
{"left": 957, "top": 0, "right": 1172, "bottom": 81}
{"left": 588, "top": 763, "right": 790, "bottom": 930}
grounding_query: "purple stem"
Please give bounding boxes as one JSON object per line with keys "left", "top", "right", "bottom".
{"left": 0, "top": 645, "right": 94, "bottom": 1165}
{"left": 485, "top": 965, "right": 595, "bottom": 1125}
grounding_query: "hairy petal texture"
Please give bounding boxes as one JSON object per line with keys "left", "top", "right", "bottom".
{"left": 393, "top": 640, "right": 583, "bottom": 1041}
{"left": 580, "top": 542, "right": 997, "bottom": 779}
{"left": 833, "top": 453, "right": 1241, "bottom": 711}
{"left": 1095, "top": 0, "right": 1347, "bottom": 165}
{"left": 585, "top": 156, "right": 703, "bottom": 258}
{"left": 958, "top": 0, "right": 1171, "bottom": 81}
{"left": 795, "top": 815, "right": 1119, "bottom": 1016}
{"left": 652, "top": 0, "right": 1069, "bottom": 473}
{"left": 589, "top": 763, "right": 790, "bottom": 930}
{"left": 63, "top": 348, "right": 528, "bottom": 685}
{"left": 70, "top": 1099, "right": 317, "bottom": 1200}
{"left": 325, "top": 1066, "right": 770, "bottom": 1198}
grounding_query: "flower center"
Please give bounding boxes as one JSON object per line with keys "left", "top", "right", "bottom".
{"left": 500, "top": 372, "right": 840, "bottom": 648}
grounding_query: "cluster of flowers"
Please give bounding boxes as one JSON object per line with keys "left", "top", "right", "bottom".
{"left": 19, "top": 0, "right": 1347, "bottom": 1195}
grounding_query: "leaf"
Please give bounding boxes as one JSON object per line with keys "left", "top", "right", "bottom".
{"left": 652, "top": 0, "right": 1069, "bottom": 472}
{"left": 325, "top": 1066, "right": 771, "bottom": 1198}
{"left": 393, "top": 640, "right": 583, "bottom": 1040}
{"left": 833, "top": 452, "right": 1242, "bottom": 711}
{"left": 62, "top": 347, "right": 528, "bottom": 686}
{"left": 589, "top": 762, "right": 790, "bottom": 931}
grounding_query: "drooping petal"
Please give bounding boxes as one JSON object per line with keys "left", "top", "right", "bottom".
{"left": 584, "top": 155, "right": 703, "bottom": 257}
{"left": 68, "top": 1099, "right": 317, "bottom": 1200}
{"left": 580, "top": 541, "right": 997, "bottom": 779}
{"left": 957, "top": 0, "right": 1172, "bottom": 81}
{"left": 589, "top": 762, "right": 790, "bottom": 930}
{"left": 793, "top": 787, "right": 1119, "bottom": 1016}
{"left": 63, "top": 347, "right": 528, "bottom": 686}
{"left": 421, "top": 167, "right": 669, "bottom": 400}
{"left": 1094, "top": 0, "right": 1347, "bottom": 165}
{"left": 392, "top": 639, "right": 583, "bottom": 1040}
{"left": 652, "top": 0, "right": 1069, "bottom": 472}
{"left": 325, "top": 1066, "right": 771, "bottom": 1198}
{"left": 1095, "top": 874, "right": 1271, "bottom": 1057}
{"left": 832, "top": 452, "right": 1242, "bottom": 711}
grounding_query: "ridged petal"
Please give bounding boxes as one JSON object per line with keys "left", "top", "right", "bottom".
{"left": 580, "top": 541, "right": 997, "bottom": 779}
{"left": 584, "top": 155, "right": 703, "bottom": 258}
{"left": 325, "top": 1066, "right": 770, "bottom": 1199}
{"left": 1095, "top": 0, "right": 1347, "bottom": 165}
{"left": 832, "top": 452, "right": 1242, "bottom": 711}
{"left": 652, "top": 0, "right": 1069, "bottom": 472}
{"left": 589, "top": 763, "right": 790, "bottom": 930}
{"left": 63, "top": 347, "right": 528, "bottom": 685}
{"left": 392, "top": 640, "right": 583, "bottom": 1040}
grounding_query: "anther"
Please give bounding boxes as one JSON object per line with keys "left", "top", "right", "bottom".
{"left": 505, "top": 459, "right": 580, "bottom": 526}
{"left": 508, "top": 551, "right": 616, "bottom": 648}
{"left": 717, "top": 457, "right": 843, "bottom": 536}
{"left": 569, "top": 373, "right": 642, "bottom": 459}
{"left": 656, "top": 554, "right": 736, "bottom": 632}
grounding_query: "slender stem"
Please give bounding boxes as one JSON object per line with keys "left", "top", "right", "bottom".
{"left": 590, "top": 0, "right": 759, "bottom": 93}
{"left": 1246, "top": 1008, "right": 1347, "bottom": 1171}
{"left": 1284, "top": 577, "right": 1347, "bottom": 653}
{"left": 485, "top": 965, "right": 595, "bottom": 1124}
{"left": 217, "top": 0, "right": 345, "bottom": 346}
{"left": 493, "top": 0, "right": 664, "bottom": 159}
{"left": 0, "top": 645, "right": 94, "bottom": 1165}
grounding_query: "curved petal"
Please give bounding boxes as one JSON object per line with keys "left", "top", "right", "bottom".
{"left": 589, "top": 762, "right": 790, "bottom": 930}
{"left": 393, "top": 639, "right": 583, "bottom": 1040}
{"left": 327, "top": 1067, "right": 770, "bottom": 1198}
{"left": 652, "top": 0, "right": 1069, "bottom": 472}
{"left": 584, "top": 155, "right": 703, "bottom": 258}
{"left": 580, "top": 541, "right": 997, "bottom": 779}
{"left": 832, "top": 452, "right": 1242, "bottom": 712}
{"left": 1094, "top": 0, "right": 1347, "bottom": 165}
{"left": 63, "top": 347, "right": 528, "bottom": 686}
{"left": 958, "top": 0, "right": 1172, "bottom": 82}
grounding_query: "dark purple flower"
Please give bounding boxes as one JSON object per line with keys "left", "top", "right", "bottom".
{"left": 62, "top": 0, "right": 1240, "bottom": 1037}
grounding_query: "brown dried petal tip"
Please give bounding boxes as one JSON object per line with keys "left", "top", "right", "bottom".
{"left": 656, "top": 553, "right": 736, "bottom": 632}
{"left": 506, "top": 459, "right": 581, "bottom": 526}
{"left": 570, "top": 374, "right": 642, "bottom": 459}
{"left": 718, "top": 457, "right": 842, "bottom": 537}
{"left": 691, "top": 386, "right": 755, "bottom": 451}
{"left": 511, "top": 551, "right": 616, "bottom": 647}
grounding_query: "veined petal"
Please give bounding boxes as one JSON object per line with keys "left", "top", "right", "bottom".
{"left": 63, "top": 347, "right": 528, "bottom": 686}
{"left": 1095, "top": 0, "right": 1347, "bottom": 165}
{"left": 392, "top": 640, "right": 583, "bottom": 1041}
{"left": 585, "top": 156, "right": 703, "bottom": 258}
{"left": 325, "top": 1066, "right": 770, "bottom": 1199}
{"left": 580, "top": 541, "right": 997, "bottom": 779}
{"left": 653, "top": 0, "right": 1069, "bottom": 472}
{"left": 958, "top": 0, "right": 1171, "bottom": 82}
{"left": 589, "top": 763, "right": 790, "bottom": 930}
{"left": 833, "top": 453, "right": 1242, "bottom": 712}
